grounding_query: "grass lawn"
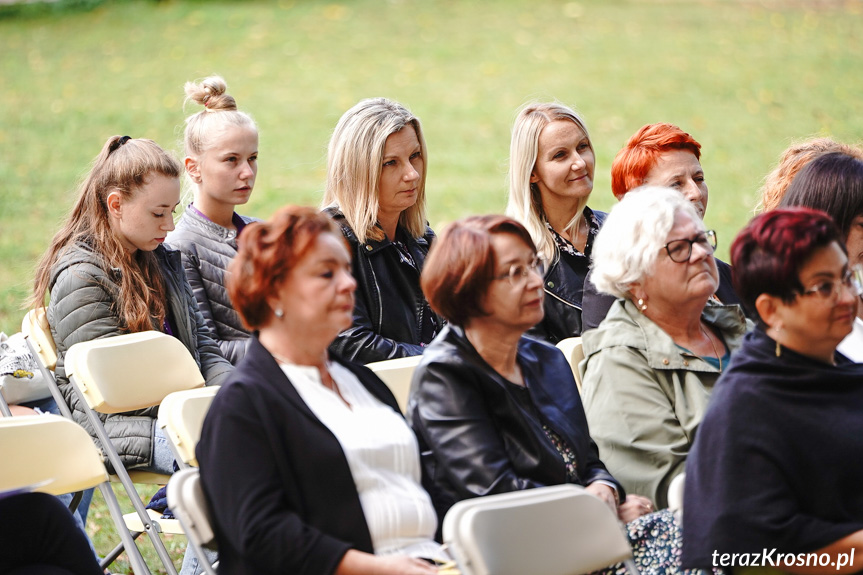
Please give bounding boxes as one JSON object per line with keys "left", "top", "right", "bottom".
{"left": 2, "top": 0, "right": 863, "bottom": 571}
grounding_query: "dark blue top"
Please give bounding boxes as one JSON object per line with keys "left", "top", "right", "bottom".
{"left": 682, "top": 327, "right": 863, "bottom": 568}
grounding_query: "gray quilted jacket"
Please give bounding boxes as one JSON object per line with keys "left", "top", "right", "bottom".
{"left": 47, "top": 240, "right": 232, "bottom": 471}
{"left": 165, "top": 208, "right": 255, "bottom": 365}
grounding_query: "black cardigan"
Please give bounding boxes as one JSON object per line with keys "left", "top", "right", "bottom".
{"left": 196, "top": 336, "right": 408, "bottom": 575}
{"left": 407, "top": 325, "right": 622, "bottom": 527}
{"left": 682, "top": 328, "right": 863, "bottom": 568}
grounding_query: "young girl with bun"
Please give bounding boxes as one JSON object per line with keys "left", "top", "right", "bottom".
{"left": 167, "top": 76, "right": 259, "bottom": 364}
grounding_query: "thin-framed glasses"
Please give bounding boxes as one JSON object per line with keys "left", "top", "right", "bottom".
{"left": 663, "top": 230, "right": 718, "bottom": 263}
{"left": 797, "top": 264, "right": 863, "bottom": 301}
{"left": 493, "top": 256, "right": 545, "bottom": 287}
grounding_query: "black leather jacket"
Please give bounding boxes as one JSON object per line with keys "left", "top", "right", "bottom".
{"left": 407, "top": 324, "right": 623, "bottom": 525}
{"left": 325, "top": 208, "right": 439, "bottom": 364}
{"left": 531, "top": 209, "right": 607, "bottom": 344}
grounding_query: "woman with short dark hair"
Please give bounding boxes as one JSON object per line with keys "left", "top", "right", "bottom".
{"left": 683, "top": 208, "right": 863, "bottom": 572}
{"left": 780, "top": 152, "right": 863, "bottom": 360}
{"left": 409, "top": 214, "right": 694, "bottom": 574}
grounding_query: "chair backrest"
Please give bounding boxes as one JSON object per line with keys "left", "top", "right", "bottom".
{"left": 555, "top": 337, "right": 585, "bottom": 393}
{"left": 667, "top": 472, "right": 685, "bottom": 515}
{"left": 442, "top": 484, "right": 634, "bottom": 575}
{"left": 158, "top": 387, "right": 220, "bottom": 468}
{"left": 21, "top": 308, "right": 58, "bottom": 371}
{"left": 0, "top": 414, "right": 108, "bottom": 496}
{"left": 65, "top": 331, "right": 206, "bottom": 414}
{"left": 364, "top": 354, "right": 423, "bottom": 413}
{"left": 167, "top": 467, "right": 217, "bottom": 574}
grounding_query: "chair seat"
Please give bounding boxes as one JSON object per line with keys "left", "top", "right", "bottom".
{"left": 109, "top": 471, "right": 173, "bottom": 485}
{"left": 123, "top": 508, "right": 185, "bottom": 535}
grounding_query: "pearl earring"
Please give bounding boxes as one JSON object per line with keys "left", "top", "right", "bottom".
{"left": 274, "top": 308, "right": 284, "bottom": 318}
{"left": 637, "top": 298, "right": 647, "bottom": 312}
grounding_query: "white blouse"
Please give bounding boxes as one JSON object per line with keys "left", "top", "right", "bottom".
{"left": 279, "top": 360, "right": 442, "bottom": 558}
{"left": 838, "top": 317, "right": 863, "bottom": 362}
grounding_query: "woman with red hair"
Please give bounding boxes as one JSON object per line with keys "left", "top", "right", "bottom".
{"left": 197, "top": 206, "right": 442, "bottom": 575}
{"left": 582, "top": 123, "right": 743, "bottom": 330}
{"left": 683, "top": 208, "right": 863, "bottom": 572}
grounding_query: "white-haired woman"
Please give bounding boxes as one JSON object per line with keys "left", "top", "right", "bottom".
{"left": 506, "top": 101, "right": 603, "bottom": 343}
{"left": 580, "top": 187, "right": 749, "bottom": 508}
{"left": 322, "top": 98, "right": 439, "bottom": 364}
{"left": 166, "top": 76, "right": 259, "bottom": 364}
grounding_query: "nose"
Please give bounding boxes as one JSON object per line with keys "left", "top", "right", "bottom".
{"left": 690, "top": 239, "right": 711, "bottom": 262}
{"left": 526, "top": 265, "right": 544, "bottom": 290}
{"left": 838, "top": 280, "right": 859, "bottom": 305}
{"left": 163, "top": 218, "right": 176, "bottom": 233}
{"left": 403, "top": 164, "right": 419, "bottom": 183}
{"left": 340, "top": 269, "right": 357, "bottom": 293}
{"left": 571, "top": 153, "right": 586, "bottom": 171}
{"left": 681, "top": 179, "right": 703, "bottom": 204}
{"left": 240, "top": 161, "right": 255, "bottom": 180}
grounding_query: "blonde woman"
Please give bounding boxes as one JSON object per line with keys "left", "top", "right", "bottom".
{"left": 322, "top": 98, "right": 439, "bottom": 364}
{"left": 506, "top": 101, "right": 603, "bottom": 343}
{"left": 166, "top": 76, "right": 259, "bottom": 364}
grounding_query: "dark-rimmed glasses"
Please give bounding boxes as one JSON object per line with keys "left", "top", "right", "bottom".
{"left": 663, "top": 230, "right": 717, "bottom": 263}
{"left": 797, "top": 264, "right": 863, "bottom": 302}
{"left": 493, "top": 256, "right": 545, "bottom": 287}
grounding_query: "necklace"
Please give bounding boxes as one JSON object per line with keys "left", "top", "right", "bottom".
{"left": 699, "top": 323, "right": 723, "bottom": 372}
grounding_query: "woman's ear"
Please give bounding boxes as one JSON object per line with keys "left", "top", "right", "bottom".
{"left": 106, "top": 190, "right": 124, "bottom": 219}
{"left": 755, "top": 293, "right": 782, "bottom": 329}
{"left": 629, "top": 282, "right": 646, "bottom": 303}
{"left": 185, "top": 156, "right": 202, "bottom": 184}
{"left": 529, "top": 169, "right": 539, "bottom": 184}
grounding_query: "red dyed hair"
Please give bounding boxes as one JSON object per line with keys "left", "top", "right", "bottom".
{"left": 730, "top": 207, "right": 843, "bottom": 318}
{"left": 228, "top": 206, "right": 345, "bottom": 330}
{"left": 422, "top": 215, "right": 537, "bottom": 326}
{"left": 610, "top": 123, "right": 702, "bottom": 200}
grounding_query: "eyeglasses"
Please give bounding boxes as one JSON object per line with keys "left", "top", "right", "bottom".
{"left": 493, "top": 256, "right": 545, "bottom": 286}
{"left": 797, "top": 265, "right": 863, "bottom": 301}
{"left": 663, "top": 230, "right": 718, "bottom": 263}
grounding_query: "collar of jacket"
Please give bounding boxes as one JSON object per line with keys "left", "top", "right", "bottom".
{"left": 582, "top": 297, "right": 749, "bottom": 373}
{"left": 540, "top": 208, "right": 606, "bottom": 306}
{"left": 180, "top": 206, "right": 249, "bottom": 243}
{"left": 323, "top": 206, "right": 431, "bottom": 255}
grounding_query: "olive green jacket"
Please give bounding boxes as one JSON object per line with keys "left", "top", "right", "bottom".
{"left": 579, "top": 298, "right": 749, "bottom": 508}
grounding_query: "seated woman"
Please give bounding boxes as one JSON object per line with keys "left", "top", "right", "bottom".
{"left": 167, "top": 75, "right": 259, "bottom": 365}
{"left": 582, "top": 122, "right": 743, "bottom": 330}
{"left": 683, "top": 208, "right": 863, "bottom": 573}
{"left": 321, "top": 98, "right": 439, "bottom": 363}
{"left": 506, "top": 102, "right": 604, "bottom": 343}
{"left": 197, "top": 206, "right": 443, "bottom": 575}
{"left": 31, "top": 136, "right": 231, "bottom": 474}
{"left": 581, "top": 187, "right": 749, "bottom": 508}
{"left": 757, "top": 136, "right": 863, "bottom": 213}
{"left": 780, "top": 153, "right": 863, "bottom": 360}
{"left": 407, "top": 215, "right": 700, "bottom": 573}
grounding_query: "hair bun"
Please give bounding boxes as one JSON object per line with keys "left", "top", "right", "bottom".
{"left": 184, "top": 75, "right": 237, "bottom": 112}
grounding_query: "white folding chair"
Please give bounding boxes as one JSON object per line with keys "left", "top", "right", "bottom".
{"left": 158, "top": 386, "right": 220, "bottom": 469}
{"left": 167, "top": 468, "right": 218, "bottom": 575}
{"left": 365, "top": 354, "right": 423, "bottom": 413}
{"left": 0, "top": 414, "right": 152, "bottom": 574}
{"left": 442, "top": 484, "right": 638, "bottom": 575}
{"left": 667, "top": 472, "right": 685, "bottom": 517}
{"left": 21, "top": 308, "right": 73, "bottom": 419}
{"left": 66, "top": 331, "right": 207, "bottom": 575}
{"left": 556, "top": 337, "right": 585, "bottom": 394}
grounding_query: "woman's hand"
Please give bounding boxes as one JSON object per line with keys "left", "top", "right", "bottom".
{"left": 336, "top": 550, "right": 438, "bottom": 575}
{"left": 617, "top": 494, "right": 654, "bottom": 523}
{"left": 585, "top": 482, "right": 618, "bottom": 514}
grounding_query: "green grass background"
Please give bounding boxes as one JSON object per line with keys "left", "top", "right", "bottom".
{"left": 2, "top": 0, "right": 863, "bottom": 570}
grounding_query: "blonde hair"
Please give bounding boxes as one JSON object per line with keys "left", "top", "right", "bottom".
{"left": 321, "top": 98, "right": 428, "bottom": 244}
{"left": 757, "top": 137, "right": 863, "bottom": 213}
{"left": 505, "top": 101, "right": 593, "bottom": 262}
{"left": 31, "top": 136, "right": 182, "bottom": 332}
{"left": 183, "top": 75, "right": 257, "bottom": 157}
